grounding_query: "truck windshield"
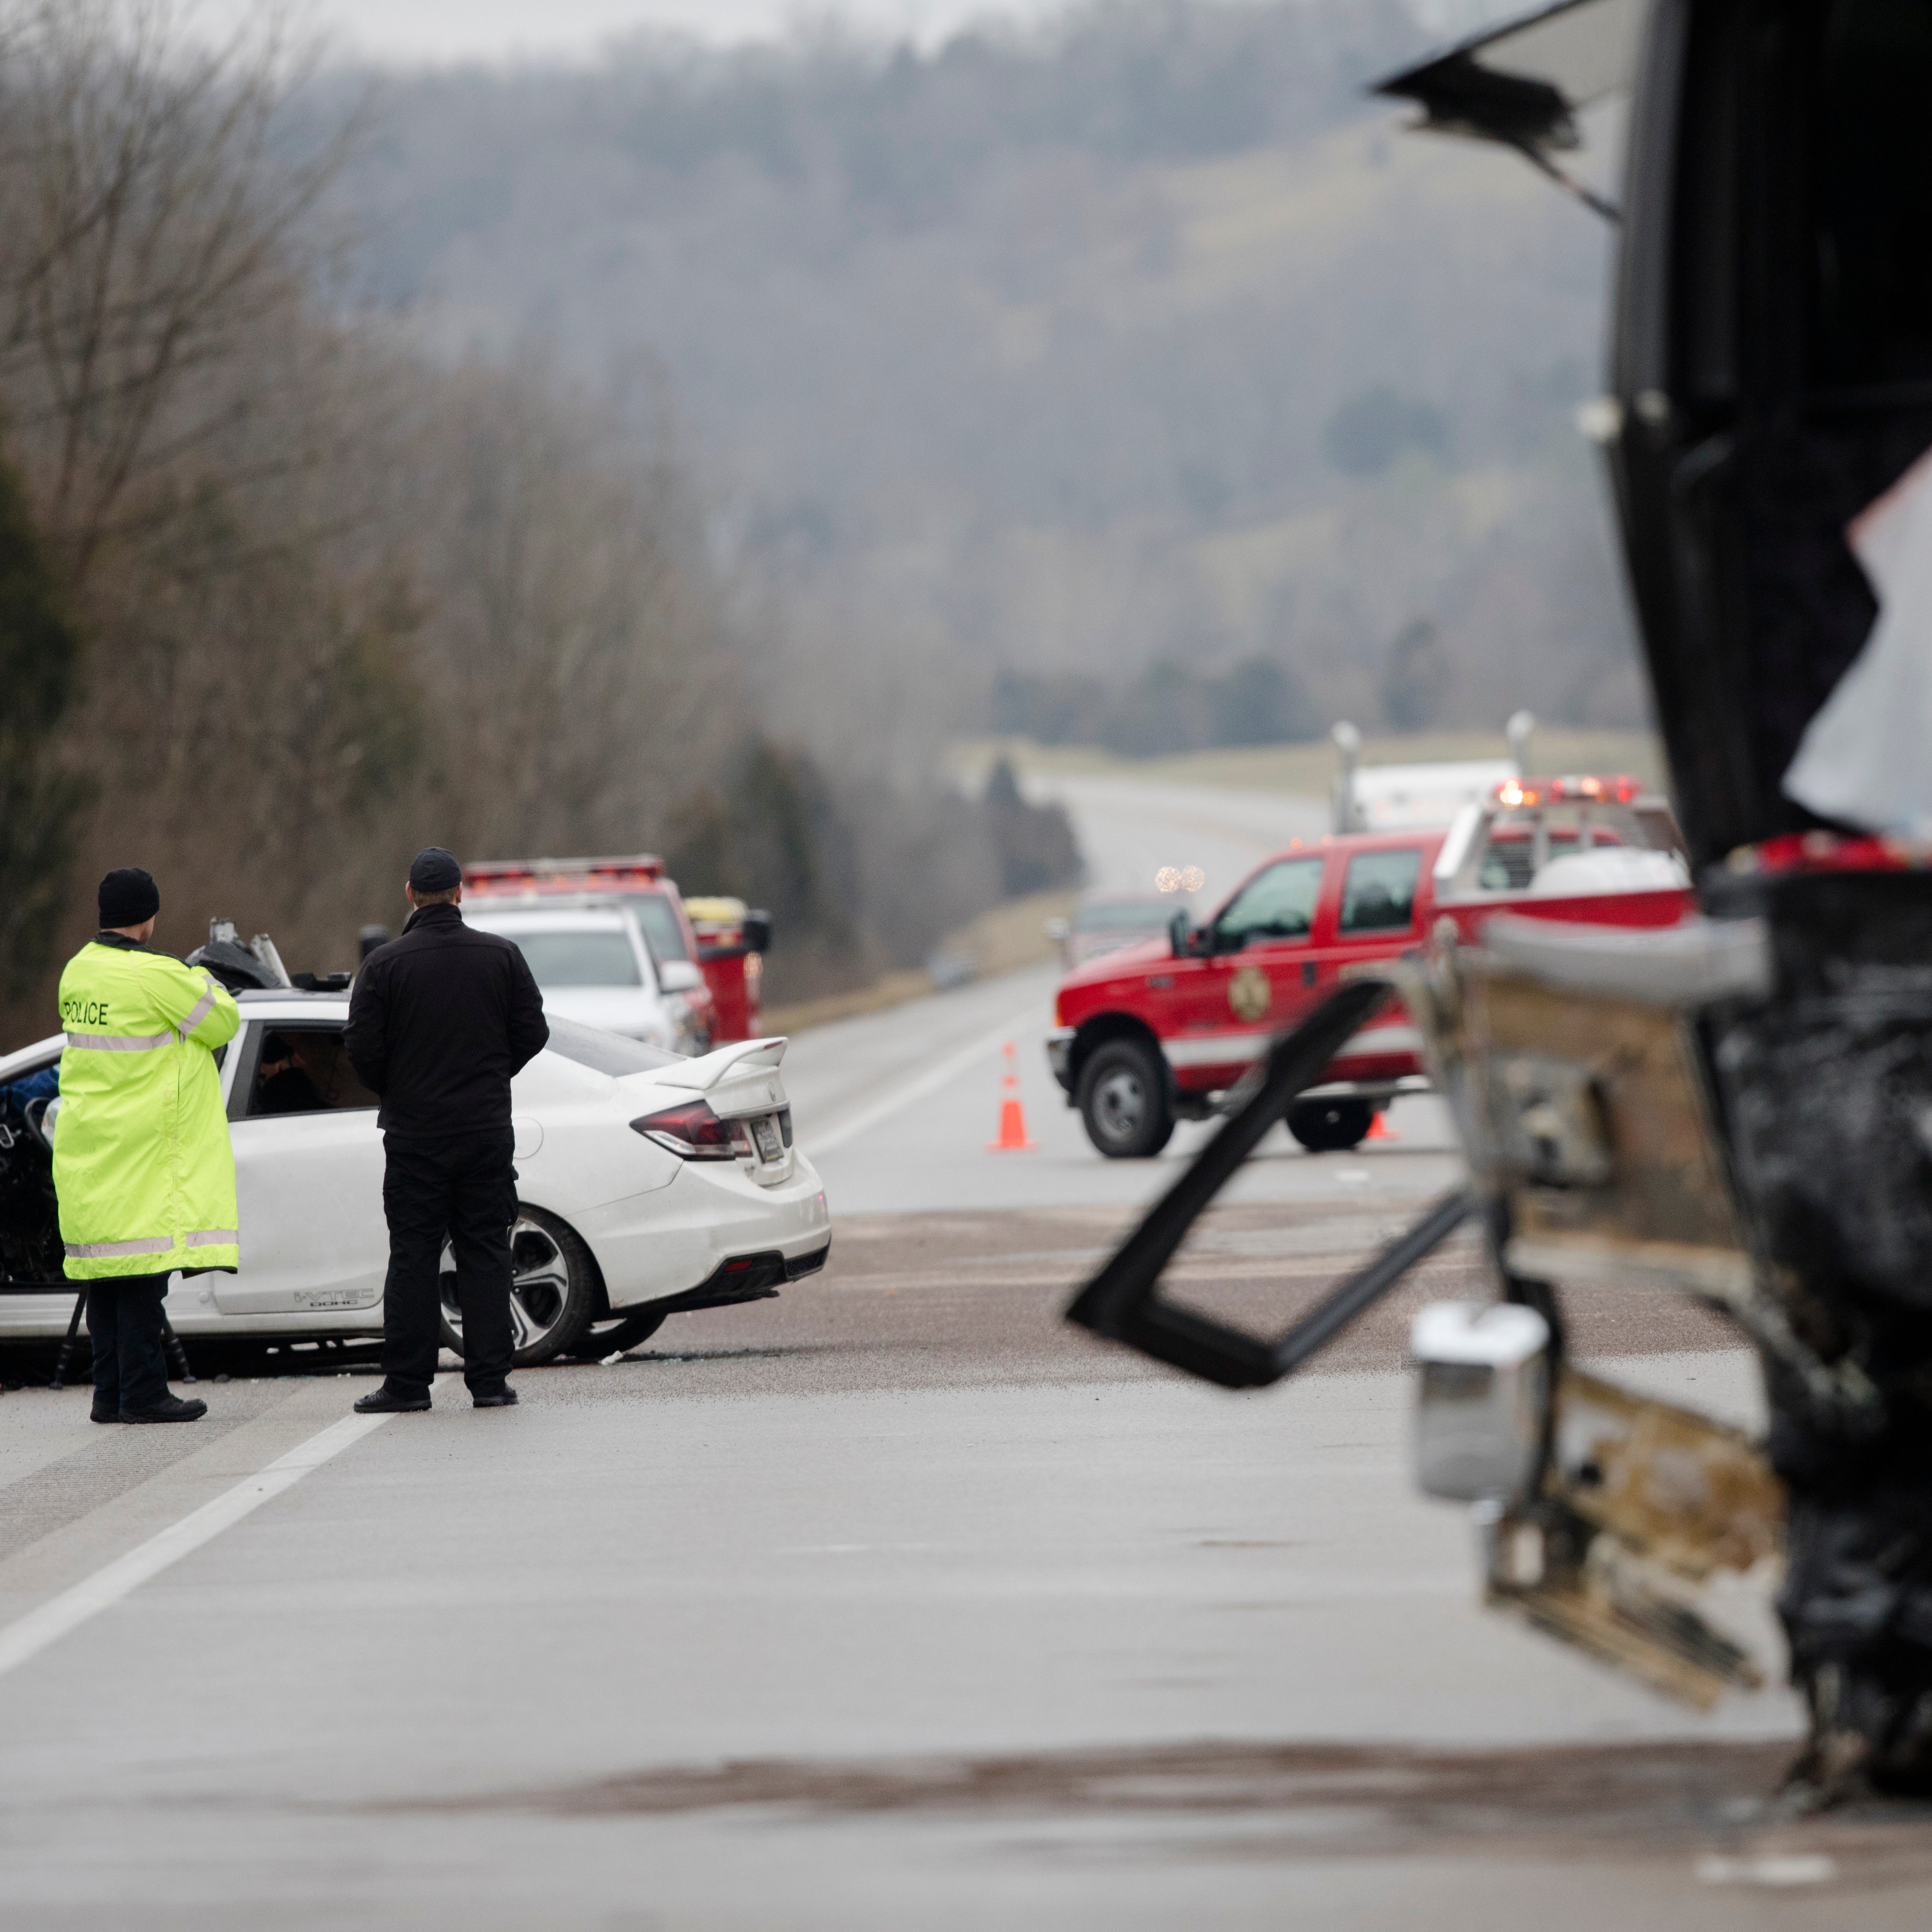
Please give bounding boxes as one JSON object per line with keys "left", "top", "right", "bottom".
{"left": 1214, "top": 857, "right": 1323, "bottom": 946}
{"left": 511, "top": 931, "right": 642, "bottom": 989}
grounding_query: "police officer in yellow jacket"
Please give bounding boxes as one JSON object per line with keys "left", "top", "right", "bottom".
{"left": 53, "top": 869, "right": 239, "bottom": 1423}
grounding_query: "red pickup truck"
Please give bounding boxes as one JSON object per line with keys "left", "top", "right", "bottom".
{"left": 1048, "top": 776, "right": 1692, "bottom": 1157}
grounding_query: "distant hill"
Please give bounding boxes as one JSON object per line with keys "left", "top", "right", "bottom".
{"left": 324, "top": 0, "right": 1643, "bottom": 749}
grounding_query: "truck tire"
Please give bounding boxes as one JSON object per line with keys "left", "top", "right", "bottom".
{"left": 1288, "top": 1099, "right": 1374, "bottom": 1153}
{"left": 1078, "top": 1038, "right": 1175, "bottom": 1159}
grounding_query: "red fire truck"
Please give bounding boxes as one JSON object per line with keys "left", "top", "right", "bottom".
{"left": 1048, "top": 776, "right": 1692, "bottom": 1157}
{"left": 680, "top": 896, "right": 771, "bottom": 1044}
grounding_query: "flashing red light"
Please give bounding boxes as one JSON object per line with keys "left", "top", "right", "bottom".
{"left": 466, "top": 853, "right": 667, "bottom": 894}
{"left": 1493, "top": 775, "right": 1644, "bottom": 807}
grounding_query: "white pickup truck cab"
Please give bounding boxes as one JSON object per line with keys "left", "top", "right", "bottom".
{"left": 464, "top": 899, "right": 704, "bottom": 1054}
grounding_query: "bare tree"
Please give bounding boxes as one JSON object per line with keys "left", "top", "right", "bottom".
{"left": 0, "top": 0, "right": 358, "bottom": 579}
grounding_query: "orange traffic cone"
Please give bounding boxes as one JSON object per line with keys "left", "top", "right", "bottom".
{"left": 1365, "top": 1108, "right": 1399, "bottom": 1142}
{"left": 988, "top": 1042, "right": 1037, "bottom": 1151}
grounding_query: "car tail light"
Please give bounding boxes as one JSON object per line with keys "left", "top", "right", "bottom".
{"left": 629, "top": 1100, "right": 750, "bottom": 1161}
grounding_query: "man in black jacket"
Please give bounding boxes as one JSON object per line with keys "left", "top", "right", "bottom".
{"left": 344, "top": 847, "right": 548, "bottom": 1413}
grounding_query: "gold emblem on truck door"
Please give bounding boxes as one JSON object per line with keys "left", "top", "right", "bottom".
{"left": 1228, "top": 966, "right": 1271, "bottom": 1022}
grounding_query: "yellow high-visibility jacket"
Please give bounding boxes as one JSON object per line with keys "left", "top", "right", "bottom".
{"left": 53, "top": 937, "right": 240, "bottom": 1280}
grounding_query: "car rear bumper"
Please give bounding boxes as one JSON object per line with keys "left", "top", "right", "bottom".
{"left": 645, "top": 1240, "right": 830, "bottom": 1315}
{"left": 577, "top": 1151, "right": 832, "bottom": 1311}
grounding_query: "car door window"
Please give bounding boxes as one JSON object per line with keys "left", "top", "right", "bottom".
{"left": 629, "top": 894, "right": 691, "bottom": 963}
{"left": 246, "top": 1027, "right": 378, "bottom": 1117}
{"left": 1339, "top": 849, "right": 1422, "bottom": 935}
{"left": 1213, "top": 857, "right": 1324, "bottom": 949}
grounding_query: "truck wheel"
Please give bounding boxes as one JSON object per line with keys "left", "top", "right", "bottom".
{"left": 1078, "top": 1038, "right": 1175, "bottom": 1158}
{"left": 439, "top": 1204, "right": 600, "bottom": 1367}
{"left": 1288, "top": 1099, "right": 1374, "bottom": 1153}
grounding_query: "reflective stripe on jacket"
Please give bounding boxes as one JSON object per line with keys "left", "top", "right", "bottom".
{"left": 53, "top": 939, "right": 241, "bottom": 1280}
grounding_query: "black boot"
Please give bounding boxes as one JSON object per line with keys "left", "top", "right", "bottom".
{"left": 354, "top": 1383, "right": 430, "bottom": 1413}
{"left": 120, "top": 1394, "right": 207, "bottom": 1424}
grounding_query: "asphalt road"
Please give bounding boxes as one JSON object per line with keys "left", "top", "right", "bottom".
{"left": 1020, "top": 769, "right": 1331, "bottom": 913}
{"left": 0, "top": 776, "right": 1922, "bottom": 1929}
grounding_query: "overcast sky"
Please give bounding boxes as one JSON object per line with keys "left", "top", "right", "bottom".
{"left": 193, "top": 0, "right": 1085, "bottom": 66}
{"left": 189, "top": 1, "right": 1521, "bottom": 70}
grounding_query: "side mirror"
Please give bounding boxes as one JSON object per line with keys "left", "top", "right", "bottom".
{"left": 1169, "top": 910, "right": 1192, "bottom": 957}
{"left": 742, "top": 911, "right": 772, "bottom": 955}
{"left": 657, "top": 959, "right": 704, "bottom": 994}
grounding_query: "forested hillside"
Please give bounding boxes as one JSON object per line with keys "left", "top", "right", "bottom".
{"left": 326, "top": 0, "right": 1641, "bottom": 747}
{"left": 0, "top": 0, "right": 1641, "bottom": 1041}
{"left": 0, "top": 2, "right": 1064, "bottom": 1037}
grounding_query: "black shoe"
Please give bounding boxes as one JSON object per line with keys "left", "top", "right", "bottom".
{"left": 120, "top": 1394, "right": 207, "bottom": 1424}
{"left": 354, "top": 1385, "right": 430, "bottom": 1414}
{"left": 91, "top": 1396, "right": 118, "bottom": 1424}
{"left": 472, "top": 1387, "right": 519, "bottom": 1408}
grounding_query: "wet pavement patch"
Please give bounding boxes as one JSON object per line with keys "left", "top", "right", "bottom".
{"left": 380, "top": 1736, "right": 1932, "bottom": 1872}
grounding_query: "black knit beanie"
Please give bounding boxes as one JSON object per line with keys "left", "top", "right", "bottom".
{"left": 98, "top": 867, "right": 160, "bottom": 929}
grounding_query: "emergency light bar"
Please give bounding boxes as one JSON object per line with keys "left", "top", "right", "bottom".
{"left": 1494, "top": 774, "right": 1645, "bottom": 808}
{"left": 466, "top": 854, "right": 666, "bottom": 889}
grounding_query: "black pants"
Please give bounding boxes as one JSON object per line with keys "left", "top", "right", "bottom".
{"left": 88, "top": 1273, "right": 170, "bottom": 1412}
{"left": 381, "top": 1130, "right": 516, "bottom": 1398}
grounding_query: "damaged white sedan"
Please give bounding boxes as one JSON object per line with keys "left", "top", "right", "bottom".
{"left": 0, "top": 996, "right": 830, "bottom": 1367}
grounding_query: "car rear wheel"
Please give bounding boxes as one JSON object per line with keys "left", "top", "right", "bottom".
{"left": 439, "top": 1204, "right": 600, "bottom": 1368}
{"left": 1077, "top": 1037, "right": 1175, "bottom": 1159}
{"left": 571, "top": 1308, "right": 668, "bottom": 1360}
{"left": 1287, "top": 1099, "right": 1374, "bottom": 1153}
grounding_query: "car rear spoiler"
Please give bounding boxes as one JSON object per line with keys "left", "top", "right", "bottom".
{"left": 1372, "top": 0, "right": 1646, "bottom": 222}
{"left": 652, "top": 1036, "right": 788, "bottom": 1093}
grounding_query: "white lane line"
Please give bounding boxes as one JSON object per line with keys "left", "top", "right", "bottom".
{"left": 0, "top": 1409, "right": 391, "bottom": 1680}
{"left": 808, "top": 1004, "right": 1046, "bottom": 1155}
